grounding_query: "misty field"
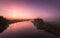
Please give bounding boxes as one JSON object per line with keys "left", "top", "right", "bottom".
{"left": 45, "top": 22, "right": 60, "bottom": 37}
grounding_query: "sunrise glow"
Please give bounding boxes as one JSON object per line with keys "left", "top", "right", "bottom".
{"left": 0, "top": 0, "right": 60, "bottom": 21}
{"left": 12, "top": 10, "right": 17, "bottom": 18}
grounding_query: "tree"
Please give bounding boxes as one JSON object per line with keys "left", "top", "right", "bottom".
{"left": 32, "top": 18, "right": 46, "bottom": 30}
{"left": 0, "top": 16, "right": 9, "bottom": 33}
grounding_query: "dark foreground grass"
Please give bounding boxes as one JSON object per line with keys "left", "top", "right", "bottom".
{"left": 45, "top": 22, "right": 60, "bottom": 37}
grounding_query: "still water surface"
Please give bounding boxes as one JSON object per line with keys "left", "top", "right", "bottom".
{"left": 0, "top": 21, "right": 58, "bottom": 38}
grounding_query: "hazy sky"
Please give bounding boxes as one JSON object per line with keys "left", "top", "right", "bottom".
{"left": 0, "top": 0, "right": 60, "bottom": 21}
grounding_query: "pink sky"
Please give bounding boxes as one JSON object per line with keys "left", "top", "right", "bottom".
{"left": 0, "top": 0, "right": 60, "bottom": 21}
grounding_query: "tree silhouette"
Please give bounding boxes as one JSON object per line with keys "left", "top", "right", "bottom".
{"left": 32, "top": 18, "right": 46, "bottom": 30}
{"left": 0, "top": 16, "right": 9, "bottom": 33}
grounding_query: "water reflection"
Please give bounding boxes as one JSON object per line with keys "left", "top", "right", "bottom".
{"left": 0, "top": 21, "right": 36, "bottom": 36}
{"left": 0, "top": 21, "right": 58, "bottom": 38}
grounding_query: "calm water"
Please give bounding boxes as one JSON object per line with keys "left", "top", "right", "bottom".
{"left": 0, "top": 21, "right": 58, "bottom": 38}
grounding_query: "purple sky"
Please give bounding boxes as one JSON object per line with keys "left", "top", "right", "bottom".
{"left": 0, "top": 0, "right": 60, "bottom": 21}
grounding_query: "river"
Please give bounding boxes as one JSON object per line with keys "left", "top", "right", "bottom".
{"left": 0, "top": 21, "right": 59, "bottom": 38}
